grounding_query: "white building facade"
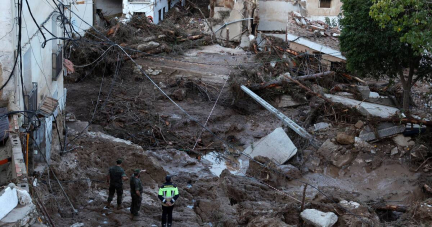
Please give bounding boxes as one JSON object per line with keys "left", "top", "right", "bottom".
{"left": 123, "top": 0, "right": 185, "bottom": 24}
{"left": 0, "top": 0, "right": 91, "bottom": 173}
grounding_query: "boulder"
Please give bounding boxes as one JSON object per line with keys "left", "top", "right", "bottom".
{"left": 300, "top": 209, "right": 338, "bottom": 227}
{"left": 336, "top": 133, "right": 355, "bottom": 145}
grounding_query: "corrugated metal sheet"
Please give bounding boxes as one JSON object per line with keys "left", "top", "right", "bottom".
{"left": 38, "top": 97, "right": 59, "bottom": 117}
{"left": 0, "top": 107, "right": 10, "bottom": 141}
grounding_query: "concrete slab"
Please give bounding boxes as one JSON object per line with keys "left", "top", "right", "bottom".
{"left": 324, "top": 94, "right": 400, "bottom": 118}
{"left": 0, "top": 186, "right": 18, "bottom": 220}
{"left": 243, "top": 127, "right": 297, "bottom": 165}
{"left": 0, "top": 204, "right": 34, "bottom": 223}
{"left": 359, "top": 123, "right": 405, "bottom": 141}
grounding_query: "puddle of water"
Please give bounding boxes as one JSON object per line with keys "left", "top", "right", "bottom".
{"left": 202, "top": 152, "right": 243, "bottom": 176}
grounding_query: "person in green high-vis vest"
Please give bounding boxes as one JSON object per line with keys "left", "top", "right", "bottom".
{"left": 158, "top": 175, "right": 179, "bottom": 227}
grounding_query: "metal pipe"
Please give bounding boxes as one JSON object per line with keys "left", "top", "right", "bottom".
{"left": 240, "top": 85, "right": 320, "bottom": 148}
{"left": 214, "top": 18, "right": 254, "bottom": 33}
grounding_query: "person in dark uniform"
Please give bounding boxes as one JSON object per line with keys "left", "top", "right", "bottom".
{"left": 130, "top": 169, "right": 146, "bottom": 220}
{"left": 106, "top": 159, "right": 128, "bottom": 209}
{"left": 158, "top": 175, "right": 179, "bottom": 227}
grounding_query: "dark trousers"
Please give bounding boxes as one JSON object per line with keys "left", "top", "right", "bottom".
{"left": 108, "top": 185, "right": 123, "bottom": 205}
{"left": 130, "top": 194, "right": 142, "bottom": 216}
{"left": 162, "top": 205, "right": 174, "bottom": 226}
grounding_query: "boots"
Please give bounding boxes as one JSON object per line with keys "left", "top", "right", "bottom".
{"left": 104, "top": 201, "right": 111, "bottom": 209}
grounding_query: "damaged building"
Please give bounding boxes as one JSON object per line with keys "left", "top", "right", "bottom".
{"left": 94, "top": 0, "right": 185, "bottom": 25}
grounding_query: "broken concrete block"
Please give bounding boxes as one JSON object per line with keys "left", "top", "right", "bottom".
{"left": 240, "top": 35, "right": 250, "bottom": 48}
{"left": 357, "top": 86, "right": 370, "bottom": 100}
{"left": 391, "top": 147, "right": 399, "bottom": 156}
{"left": 359, "top": 123, "right": 405, "bottom": 141}
{"left": 300, "top": 209, "right": 338, "bottom": 227}
{"left": 294, "top": 18, "right": 302, "bottom": 26}
{"left": 243, "top": 127, "right": 297, "bottom": 165}
{"left": 137, "top": 41, "right": 160, "bottom": 51}
{"left": 336, "top": 133, "right": 355, "bottom": 145}
{"left": 392, "top": 134, "right": 415, "bottom": 147}
{"left": 0, "top": 184, "right": 18, "bottom": 220}
{"left": 278, "top": 95, "right": 300, "bottom": 108}
{"left": 324, "top": 94, "right": 400, "bottom": 118}
{"left": 354, "top": 120, "right": 364, "bottom": 129}
{"left": 314, "top": 122, "right": 331, "bottom": 131}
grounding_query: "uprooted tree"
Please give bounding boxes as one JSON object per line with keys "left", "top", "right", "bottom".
{"left": 339, "top": 0, "right": 432, "bottom": 113}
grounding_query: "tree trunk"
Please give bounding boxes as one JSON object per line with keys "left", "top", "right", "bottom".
{"left": 402, "top": 85, "right": 411, "bottom": 113}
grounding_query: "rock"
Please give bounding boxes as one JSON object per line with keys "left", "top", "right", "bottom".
{"left": 390, "top": 147, "right": 399, "bottom": 156}
{"left": 300, "top": 209, "right": 338, "bottom": 227}
{"left": 317, "top": 139, "right": 340, "bottom": 158}
{"left": 393, "top": 134, "right": 415, "bottom": 147}
{"left": 137, "top": 41, "right": 160, "bottom": 51}
{"left": 314, "top": 122, "right": 331, "bottom": 131}
{"left": 354, "top": 120, "right": 364, "bottom": 129}
{"left": 340, "top": 200, "right": 360, "bottom": 209}
{"left": 278, "top": 95, "right": 300, "bottom": 108}
{"left": 357, "top": 86, "right": 370, "bottom": 100}
{"left": 172, "top": 89, "right": 187, "bottom": 101}
{"left": 336, "top": 133, "right": 355, "bottom": 145}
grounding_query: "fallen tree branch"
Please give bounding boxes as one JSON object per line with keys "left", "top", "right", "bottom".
{"left": 248, "top": 71, "right": 335, "bottom": 91}
{"left": 286, "top": 77, "right": 334, "bottom": 104}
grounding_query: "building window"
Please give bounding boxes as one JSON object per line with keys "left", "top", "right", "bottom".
{"left": 163, "top": 7, "right": 166, "bottom": 20}
{"left": 158, "top": 9, "right": 162, "bottom": 22}
{"left": 319, "top": 0, "right": 331, "bottom": 8}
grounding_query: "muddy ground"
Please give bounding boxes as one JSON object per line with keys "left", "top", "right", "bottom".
{"left": 33, "top": 45, "right": 432, "bottom": 227}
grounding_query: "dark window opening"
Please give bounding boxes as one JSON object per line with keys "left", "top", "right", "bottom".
{"left": 320, "top": 0, "right": 331, "bottom": 8}
{"left": 163, "top": 7, "right": 166, "bottom": 20}
{"left": 158, "top": 9, "right": 162, "bottom": 22}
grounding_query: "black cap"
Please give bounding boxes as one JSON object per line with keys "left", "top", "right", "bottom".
{"left": 116, "top": 159, "right": 123, "bottom": 164}
{"left": 134, "top": 169, "right": 140, "bottom": 175}
{"left": 166, "top": 175, "right": 172, "bottom": 182}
